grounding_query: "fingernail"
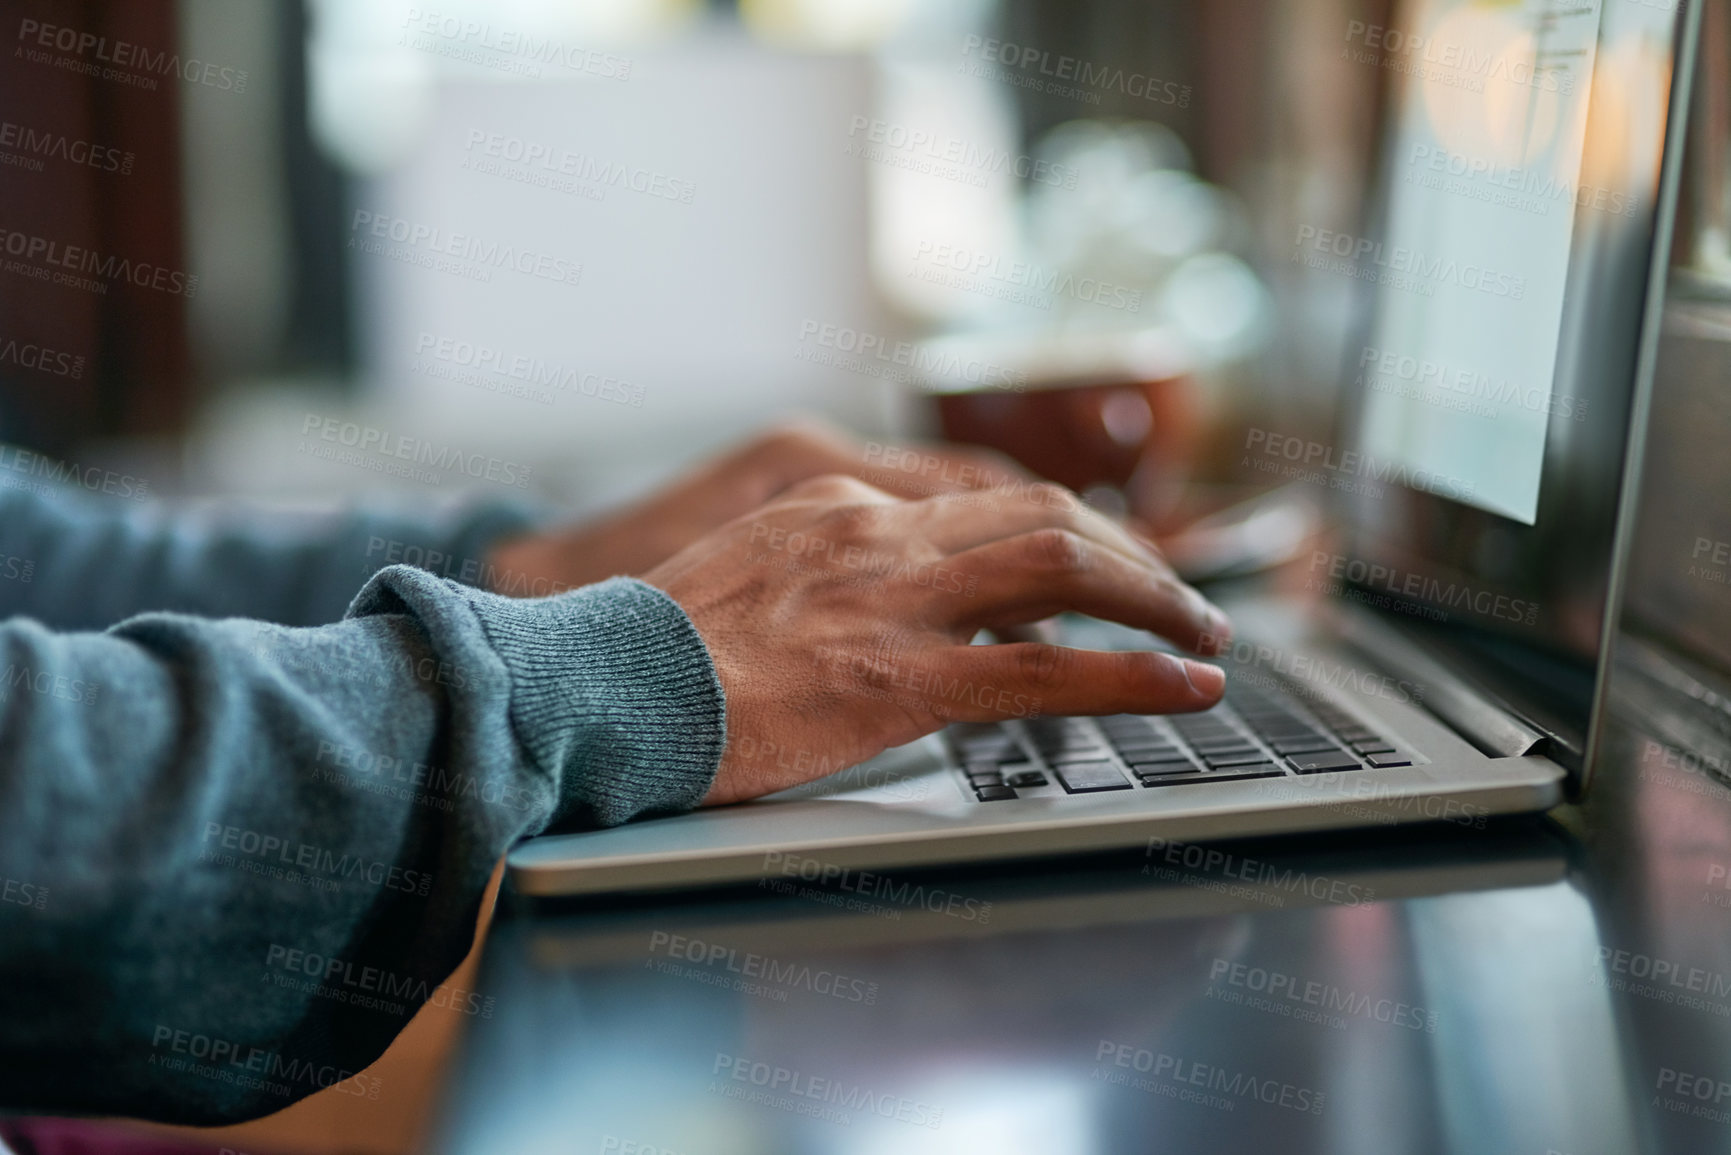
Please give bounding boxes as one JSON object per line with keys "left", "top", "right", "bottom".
{"left": 1205, "top": 607, "right": 1233, "bottom": 645}
{"left": 1189, "top": 601, "right": 1232, "bottom": 654}
{"left": 1179, "top": 658, "right": 1226, "bottom": 698}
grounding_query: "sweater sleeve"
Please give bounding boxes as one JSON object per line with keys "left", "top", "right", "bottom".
{"left": 0, "top": 481, "right": 544, "bottom": 630}
{"left": 0, "top": 568, "right": 725, "bottom": 1125}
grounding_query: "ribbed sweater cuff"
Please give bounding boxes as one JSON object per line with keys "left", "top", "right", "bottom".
{"left": 462, "top": 577, "right": 726, "bottom": 827}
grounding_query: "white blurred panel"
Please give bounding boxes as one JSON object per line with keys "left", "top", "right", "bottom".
{"left": 345, "top": 31, "right": 892, "bottom": 503}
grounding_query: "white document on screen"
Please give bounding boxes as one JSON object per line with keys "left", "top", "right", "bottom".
{"left": 1355, "top": 0, "right": 1606, "bottom": 525}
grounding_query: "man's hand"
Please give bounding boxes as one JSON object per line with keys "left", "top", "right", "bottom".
{"left": 640, "top": 474, "right": 1233, "bottom": 806}
{"left": 486, "top": 420, "right": 1031, "bottom": 593}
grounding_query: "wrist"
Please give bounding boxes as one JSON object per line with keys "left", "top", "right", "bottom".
{"left": 485, "top": 532, "right": 563, "bottom": 595}
{"left": 463, "top": 576, "right": 727, "bottom": 826}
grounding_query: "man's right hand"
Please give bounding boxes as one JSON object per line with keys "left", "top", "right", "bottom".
{"left": 641, "top": 474, "right": 1234, "bottom": 806}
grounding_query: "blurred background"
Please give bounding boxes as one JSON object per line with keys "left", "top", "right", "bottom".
{"left": 0, "top": 0, "right": 1399, "bottom": 531}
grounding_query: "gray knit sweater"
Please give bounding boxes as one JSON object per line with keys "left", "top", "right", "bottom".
{"left": 0, "top": 483, "right": 726, "bottom": 1124}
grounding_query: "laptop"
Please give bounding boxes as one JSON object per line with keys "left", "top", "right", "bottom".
{"left": 509, "top": 0, "right": 1700, "bottom": 897}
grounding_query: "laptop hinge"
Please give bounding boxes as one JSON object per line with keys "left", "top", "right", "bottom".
{"left": 1328, "top": 604, "right": 1548, "bottom": 759}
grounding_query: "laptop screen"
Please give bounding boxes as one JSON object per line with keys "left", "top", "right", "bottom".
{"left": 1337, "top": 0, "right": 1693, "bottom": 760}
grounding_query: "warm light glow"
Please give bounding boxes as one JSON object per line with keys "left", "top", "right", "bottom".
{"left": 1419, "top": 5, "right": 1566, "bottom": 170}
{"left": 1578, "top": 37, "right": 1673, "bottom": 202}
{"left": 740, "top": 0, "right": 918, "bottom": 51}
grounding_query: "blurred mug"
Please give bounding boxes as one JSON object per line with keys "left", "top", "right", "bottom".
{"left": 932, "top": 374, "right": 1199, "bottom": 534}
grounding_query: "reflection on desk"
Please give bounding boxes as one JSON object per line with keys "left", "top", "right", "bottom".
{"left": 426, "top": 646, "right": 1731, "bottom": 1155}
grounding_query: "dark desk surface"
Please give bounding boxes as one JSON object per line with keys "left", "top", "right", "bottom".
{"left": 428, "top": 641, "right": 1731, "bottom": 1155}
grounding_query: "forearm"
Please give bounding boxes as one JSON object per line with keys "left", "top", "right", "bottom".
{"left": 0, "top": 569, "right": 724, "bottom": 1124}
{"left": 0, "top": 483, "right": 543, "bottom": 630}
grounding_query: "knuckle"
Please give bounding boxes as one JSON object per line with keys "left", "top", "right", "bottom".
{"left": 820, "top": 498, "right": 884, "bottom": 540}
{"left": 1016, "top": 643, "right": 1069, "bottom": 688}
{"left": 1125, "top": 650, "right": 1172, "bottom": 690}
{"left": 843, "top": 650, "right": 893, "bottom": 692}
{"left": 1028, "top": 481, "right": 1080, "bottom": 513}
{"left": 742, "top": 427, "right": 808, "bottom": 472}
{"left": 787, "top": 472, "right": 869, "bottom": 502}
{"left": 970, "top": 446, "right": 1025, "bottom": 475}
{"left": 1157, "top": 575, "right": 1212, "bottom": 624}
{"left": 1025, "top": 528, "right": 1091, "bottom": 575}
{"left": 1151, "top": 573, "right": 1194, "bottom": 607}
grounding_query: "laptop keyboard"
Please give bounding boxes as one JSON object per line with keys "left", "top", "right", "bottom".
{"left": 949, "top": 678, "right": 1417, "bottom": 802}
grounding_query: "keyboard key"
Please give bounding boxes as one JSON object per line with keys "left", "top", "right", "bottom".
{"left": 1139, "top": 767, "right": 1284, "bottom": 787}
{"left": 1172, "top": 716, "right": 1233, "bottom": 731}
{"left": 1053, "top": 761, "right": 1133, "bottom": 793}
{"left": 1133, "top": 759, "right": 1199, "bottom": 776}
{"left": 1030, "top": 728, "right": 1098, "bottom": 746}
{"left": 1028, "top": 743, "right": 1082, "bottom": 758}
{"left": 1286, "top": 750, "right": 1363, "bottom": 774}
{"left": 1192, "top": 752, "right": 1259, "bottom": 766}
{"left": 1113, "top": 741, "right": 1181, "bottom": 758}
{"left": 1264, "top": 737, "right": 1325, "bottom": 752}
{"left": 1120, "top": 751, "right": 1183, "bottom": 767}
{"left": 1254, "top": 721, "right": 1318, "bottom": 735}
{"left": 1244, "top": 720, "right": 1305, "bottom": 735}
{"left": 1198, "top": 752, "right": 1262, "bottom": 768}
{"left": 1099, "top": 718, "right": 1157, "bottom": 737}
{"left": 1026, "top": 718, "right": 1090, "bottom": 741}
{"left": 974, "top": 785, "right": 1018, "bottom": 802}
{"left": 1175, "top": 734, "right": 1237, "bottom": 748}
{"left": 1189, "top": 736, "right": 1254, "bottom": 750}
{"left": 1364, "top": 752, "right": 1414, "bottom": 768}
{"left": 1110, "top": 732, "right": 1175, "bottom": 747}
{"left": 957, "top": 737, "right": 1019, "bottom": 760}
{"left": 1132, "top": 751, "right": 1196, "bottom": 766}
{"left": 967, "top": 771, "right": 1005, "bottom": 788}
{"left": 1351, "top": 741, "right": 1396, "bottom": 755}
{"left": 1190, "top": 741, "right": 1260, "bottom": 758}
{"left": 1258, "top": 735, "right": 1322, "bottom": 750}
{"left": 1205, "top": 751, "right": 1274, "bottom": 768}
{"left": 1271, "top": 736, "right": 1341, "bottom": 755}
{"left": 1033, "top": 741, "right": 1106, "bottom": 761}
{"left": 1005, "top": 771, "right": 1049, "bottom": 788}
{"left": 1047, "top": 748, "right": 1111, "bottom": 764}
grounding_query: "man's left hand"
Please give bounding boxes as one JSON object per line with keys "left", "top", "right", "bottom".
{"left": 484, "top": 419, "right": 1033, "bottom": 594}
